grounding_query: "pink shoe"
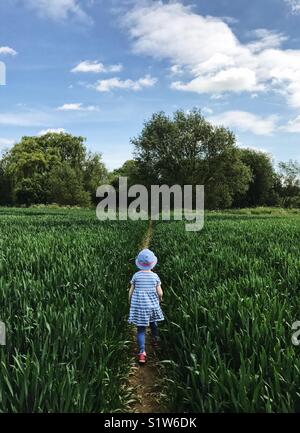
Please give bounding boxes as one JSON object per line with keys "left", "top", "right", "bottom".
{"left": 138, "top": 352, "right": 147, "bottom": 364}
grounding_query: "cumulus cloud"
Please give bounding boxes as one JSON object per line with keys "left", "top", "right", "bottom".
{"left": 93, "top": 74, "right": 157, "bottom": 92}
{"left": 282, "top": 115, "right": 300, "bottom": 133}
{"left": 38, "top": 128, "right": 66, "bottom": 135}
{"left": 169, "top": 64, "right": 184, "bottom": 76}
{"left": 202, "top": 107, "right": 213, "bottom": 115}
{"left": 209, "top": 111, "right": 278, "bottom": 136}
{"left": 71, "top": 60, "right": 123, "bottom": 73}
{"left": 0, "top": 111, "right": 50, "bottom": 127}
{"left": 172, "top": 67, "right": 261, "bottom": 93}
{"left": 57, "top": 103, "right": 99, "bottom": 111}
{"left": 0, "top": 46, "right": 17, "bottom": 56}
{"left": 121, "top": 2, "right": 300, "bottom": 106}
{"left": 247, "top": 29, "right": 287, "bottom": 53}
{"left": 0, "top": 138, "right": 14, "bottom": 147}
{"left": 25, "top": 0, "right": 91, "bottom": 23}
{"left": 221, "top": 16, "right": 239, "bottom": 25}
{"left": 285, "top": 0, "right": 300, "bottom": 14}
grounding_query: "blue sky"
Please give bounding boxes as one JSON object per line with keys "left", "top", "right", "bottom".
{"left": 0, "top": 0, "right": 300, "bottom": 169}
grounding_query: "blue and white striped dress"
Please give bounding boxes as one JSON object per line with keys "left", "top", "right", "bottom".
{"left": 128, "top": 271, "right": 164, "bottom": 327}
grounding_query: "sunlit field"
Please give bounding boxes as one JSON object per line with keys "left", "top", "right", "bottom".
{"left": 0, "top": 208, "right": 299, "bottom": 412}
{"left": 154, "top": 213, "right": 300, "bottom": 412}
{"left": 0, "top": 208, "right": 146, "bottom": 412}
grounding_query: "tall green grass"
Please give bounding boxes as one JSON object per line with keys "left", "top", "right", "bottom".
{"left": 0, "top": 208, "right": 146, "bottom": 412}
{"left": 153, "top": 215, "right": 300, "bottom": 412}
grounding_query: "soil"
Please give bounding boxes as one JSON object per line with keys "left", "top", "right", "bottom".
{"left": 126, "top": 221, "right": 166, "bottom": 413}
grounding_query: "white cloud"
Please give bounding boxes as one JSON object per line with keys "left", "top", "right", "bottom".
{"left": 94, "top": 74, "right": 157, "bottom": 92}
{"left": 285, "top": 0, "right": 300, "bottom": 14}
{"left": 38, "top": 128, "right": 66, "bottom": 135}
{"left": 172, "top": 67, "right": 261, "bottom": 93}
{"left": 57, "top": 103, "right": 99, "bottom": 111}
{"left": 0, "top": 138, "right": 14, "bottom": 147}
{"left": 282, "top": 115, "right": 300, "bottom": 133}
{"left": 210, "top": 93, "right": 225, "bottom": 100}
{"left": 0, "top": 46, "right": 17, "bottom": 56}
{"left": 122, "top": 2, "right": 300, "bottom": 106}
{"left": 169, "top": 64, "right": 184, "bottom": 76}
{"left": 221, "top": 16, "right": 239, "bottom": 25}
{"left": 71, "top": 60, "right": 123, "bottom": 73}
{"left": 0, "top": 111, "right": 49, "bottom": 126}
{"left": 209, "top": 110, "right": 278, "bottom": 135}
{"left": 202, "top": 107, "right": 213, "bottom": 115}
{"left": 25, "top": 0, "right": 90, "bottom": 23}
{"left": 247, "top": 29, "right": 287, "bottom": 53}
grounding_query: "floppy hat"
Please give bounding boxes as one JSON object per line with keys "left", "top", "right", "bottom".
{"left": 135, "top": 249, "right": 157, "bottom": 270}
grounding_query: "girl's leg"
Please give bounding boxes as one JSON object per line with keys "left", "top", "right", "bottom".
{"left": 150, "top": 321, "right": 158, "bottom": 339}
{"left": 137, "top": 326, "right": 146, "bottom": 353}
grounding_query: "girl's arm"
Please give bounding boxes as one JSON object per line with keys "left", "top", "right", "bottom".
{"left": 128, "top": 284, "right": 134, "bottom": 303}
{"left": 156, "top": 284, "right": 163, "bottom": 302}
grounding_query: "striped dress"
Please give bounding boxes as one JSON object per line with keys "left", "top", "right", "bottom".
{"left": 128, "top": 271, "right": 164, "bottom": 327}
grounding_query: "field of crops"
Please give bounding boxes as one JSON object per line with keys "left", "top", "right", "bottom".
{"left": 0, "top": 208, "right": 299, "bottom": 413}
{"left": 152, "top": 214, "right": 300, "bottom": 412}
{"left": 0, "top": 208, "right": 146, "bottom": 412}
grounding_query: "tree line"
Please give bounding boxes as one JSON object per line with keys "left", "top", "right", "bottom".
{"left": 0, "top": 109, "right": 299, "bottom": 209}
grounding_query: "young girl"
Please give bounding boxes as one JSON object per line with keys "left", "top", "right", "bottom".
{"left": 128, "top": 248, "right": 164, "bottom": 364}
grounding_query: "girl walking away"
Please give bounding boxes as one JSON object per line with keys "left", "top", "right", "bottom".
{"left": 128, "top": 249, "right": 164, "bottom": 364}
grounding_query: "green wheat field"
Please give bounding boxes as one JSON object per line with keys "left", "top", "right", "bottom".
{"left": 0, "top": 207, "right": 299, "bottom": 412}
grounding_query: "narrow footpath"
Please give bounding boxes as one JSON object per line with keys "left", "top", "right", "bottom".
{"left": 127, "top": 221, "right": 166, "bottom": 413}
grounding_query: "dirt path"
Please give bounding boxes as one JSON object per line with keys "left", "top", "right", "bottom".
{"left": 126, "top": 221, "right": 165, "bottom": 413}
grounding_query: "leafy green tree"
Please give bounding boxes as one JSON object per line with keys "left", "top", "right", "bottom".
{"left": 109, "top": 160, "right": 141, "bottom": 207}
{"left": 132, "top": 109, "right": 251, "bottom": 209}
{"left": 277, "top": 160, "right": 300, "bottom": 207}
{"left": 278, "top": 160, "right": 300, "bottom": 192}
{"left": 234, "top": 148, "right": 278, "bottom": 207}
{"left": 110, "top": 160, "right": 140, "bottom": 188}
{"left": 0, "top": 153, "right": 14, "bottom": 205}
{"left": 3, "top": 135, "right": 61, "bottom": 204}
{"left": 15, "top": 176, "right": 49, "bottom": 206}
{"left": 48, "top": 163, "right": 91, "bottom": 207}
{"left": 83, "top": 152, "right": 108, "bottom": 204}
{"left": 0, "top": 132, "right": 107, "bottom": 206}
{"left": 36, "top": 132, "right": 86, "bottom": 168}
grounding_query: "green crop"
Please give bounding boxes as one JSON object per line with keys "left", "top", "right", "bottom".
{"left": 1, "top": 208, "right": 299, "bottom": 413}
{"left": 152, "top": 214, "right": 300, "bottom": 413}
{"left": 0, "top": 208, "right": 146, "bottom": 412}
